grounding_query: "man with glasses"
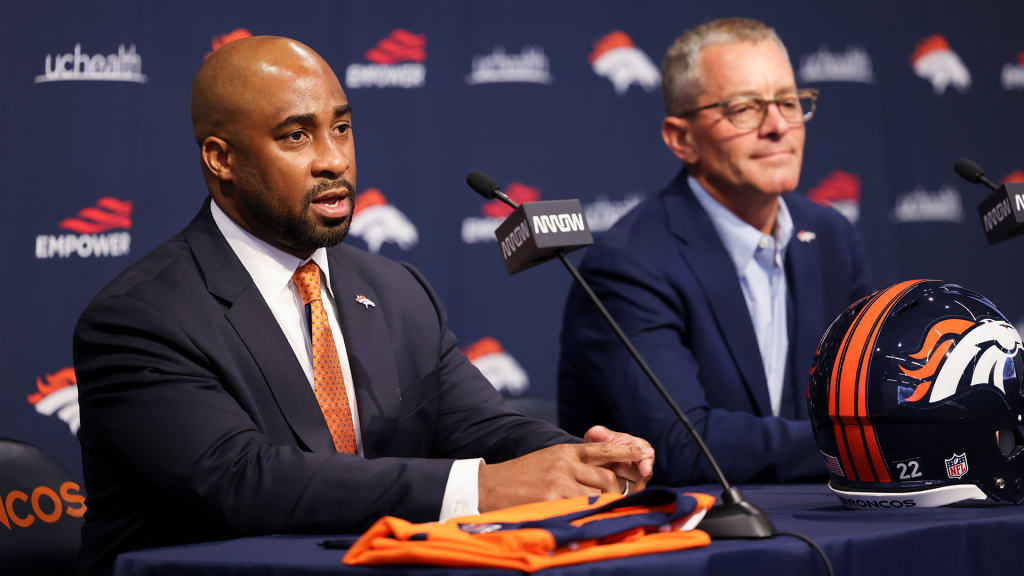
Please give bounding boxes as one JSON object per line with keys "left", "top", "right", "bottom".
{"left": 558, "top": 18, "right": 872, "bottom": 485}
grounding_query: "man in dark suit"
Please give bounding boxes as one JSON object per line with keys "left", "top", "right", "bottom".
{"left": 73, "top": 36, "right": 654, "bottom": 575}
{"left": 559, "top": 18, "right": 871, "bottom": 485}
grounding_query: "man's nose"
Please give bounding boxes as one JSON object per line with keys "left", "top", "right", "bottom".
{"left": 312, "top": 135, "right": 350, "bottom": 178}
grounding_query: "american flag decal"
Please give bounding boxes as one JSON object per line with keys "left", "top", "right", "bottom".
{"left": 822, "top": 451, "right": 845, "bottom": 477}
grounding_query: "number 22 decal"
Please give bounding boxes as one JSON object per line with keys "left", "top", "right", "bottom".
{"left": 896, "top": 459, "right": 923, "bottom": 479}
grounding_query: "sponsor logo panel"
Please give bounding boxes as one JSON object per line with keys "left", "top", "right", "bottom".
{"left": 799, "top": 46, "right": 874, "bottom": 83}
{"left": 466, "top": 46, "right": 552, "bottom": 85}
{"left": 806, "top": 170, "right": 862, "bottom": 224}
{"left": 345, "top": 30, "right": 427, "bottom": 89}
{"left": 35, "top": 43, "right": 146, "bottom": 84}
{"left": 35, "top": 197, "right": 132, "bottom": 259}
{"left": 349, "top": 188, "right": 418, "bottom": 253}
{"left": 589, "top": 31, "right": 660, "bottom": 94}
{"left": 911, "top": 34, "right": 970, "bottom": 95}
{"left": 463, "top": 337, "right": 529, "bottom": 395}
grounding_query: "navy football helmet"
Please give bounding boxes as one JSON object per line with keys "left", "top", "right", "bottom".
{"left": 808, "top": 280, "right": 1024, "bottom": 508}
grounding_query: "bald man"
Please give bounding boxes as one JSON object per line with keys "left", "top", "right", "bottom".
{"left": 73, "top": 36, "right": 653, "bottom": 575}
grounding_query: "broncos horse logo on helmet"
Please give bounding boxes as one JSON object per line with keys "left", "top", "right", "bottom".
{"left": 808, "top": 280, "right": 1024, "bottom": 508}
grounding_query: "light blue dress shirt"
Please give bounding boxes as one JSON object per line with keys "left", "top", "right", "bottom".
{"left": 689, "top": 176, "right": 793, "bottom": 416}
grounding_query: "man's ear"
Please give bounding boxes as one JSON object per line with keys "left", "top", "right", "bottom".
{"left": 661, "top": 116, "right": 698, "bottom": 165}
{"left": 200, "top": 136, "right": 232, "bottom": 181}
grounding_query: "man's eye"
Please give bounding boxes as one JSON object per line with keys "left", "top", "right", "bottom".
{"left": 336, "top": 123, "right": 350, "bottom": 135}
{"left": 287, "top": 131, "right": 305, "bottom": 142}
{"left": 779, "top": 98, "right": 800, "bottom": 110}
{"left": 728, "top": 103, "right": 755, "bottom": 115}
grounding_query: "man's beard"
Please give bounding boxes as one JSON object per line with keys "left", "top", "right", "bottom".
{"left": 235, "top": 167, "right": 354, "bottom": 254}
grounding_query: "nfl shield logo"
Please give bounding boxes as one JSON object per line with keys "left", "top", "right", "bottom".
{"left": 945, "top": 453, "right": 969, "bottom": 479}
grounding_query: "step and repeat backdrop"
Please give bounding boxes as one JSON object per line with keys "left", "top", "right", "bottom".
{"left": 2, "top": 0, "right": 1022, "bottom": 480}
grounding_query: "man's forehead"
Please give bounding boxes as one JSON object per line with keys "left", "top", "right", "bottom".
{"left": 698, "top": 41, "right": 795, "bottom": 98}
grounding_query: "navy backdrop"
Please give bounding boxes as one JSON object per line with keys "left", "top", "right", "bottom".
{"left": 2, "top": 0, "right": 1023, "bottom": 483}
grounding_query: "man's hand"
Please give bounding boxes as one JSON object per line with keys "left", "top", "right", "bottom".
{"left": 583, "top": 425, "right": 655, "bottom": 493}
{"left": 477, "top": 433, "right": 654, "bottom": 513}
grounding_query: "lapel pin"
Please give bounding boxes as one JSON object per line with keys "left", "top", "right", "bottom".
{"left": 797, "top": 230, "right": 816, "bottom": 243}
{"left": 355, "top": 295, "right": 376, "bottom": 309}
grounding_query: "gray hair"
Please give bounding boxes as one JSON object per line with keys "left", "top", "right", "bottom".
{"left": 661, "top": 18, "right": 788, "bottom": 115}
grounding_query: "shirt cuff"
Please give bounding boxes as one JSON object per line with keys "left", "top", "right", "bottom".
{"left": 439, "top": 458, "right": 484, "bottom": 522}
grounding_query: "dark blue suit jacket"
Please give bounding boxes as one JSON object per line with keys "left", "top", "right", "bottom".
{"left": 559, "top": 171, "right": 872, "bottom": 485}
{"left": 73, "top": 200, "right": 574, "bottom": 575}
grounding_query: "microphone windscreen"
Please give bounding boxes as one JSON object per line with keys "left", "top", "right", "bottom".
{"left": 467, "top": 171, "right": 500, "bottom": 199}
{"left": 954, "top": 158, "right": 985, "bottom": 183}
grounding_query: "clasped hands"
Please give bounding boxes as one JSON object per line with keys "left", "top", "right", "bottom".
{"left": 478, "top": 425, "right": 655, "bottom": 512}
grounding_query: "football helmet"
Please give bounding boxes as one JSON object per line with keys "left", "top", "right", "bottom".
{"left": 808, "top": 280, "right": 1024, "bottom": 508}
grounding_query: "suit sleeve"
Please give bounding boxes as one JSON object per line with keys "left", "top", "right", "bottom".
{"left": 398, "top": 262, "right": 579, "bottom": 463}
{"left": 560, "top": 242, "right": 821, "bottom": 485}
{"left": 76, "top": 291, "right": 464, "bottom": 536}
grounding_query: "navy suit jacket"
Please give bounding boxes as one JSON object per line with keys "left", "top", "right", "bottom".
{"left": 559, "top": 171, "right": 872, "bottom": 485}
{"left": 73, "top": 199, "right": 574, "bottom": 575}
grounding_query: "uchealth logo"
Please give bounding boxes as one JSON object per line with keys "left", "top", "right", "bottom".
{"left": 348, "top": 188, "right": 418, "bottom": 253}
{"left": 345, "top": 30, "right": 426, "bottom": 89}
{"left": 806, "top": 170, "right": 862, "bottom": 224}
{"left": 799, "top": 46, "right": 874, "bottom": 84}
{"left": 589, "top": 31, "right": 660, "bottom": 94}
{"left": 463, "top": 337, "right": 529, "bottom": 395}
{"left": 35, "top": 43, "right": 146, "bottom": 84}
{"left": 207, "top": 28, "right": 253, "bottom": 58}
{"left": 911, "top": 35, "right": 970, "bottom": 95}
{"left": 28, "top": 367, "right": 80, "bottom": 436}
{"left": 892, "top": 186, "right": 963, "bottom": 223}
{"left": 35, "top": 197, "right": 132, "bottom": 259}
{"left": 461, "top": 182, "right": 643, "bottom": 244}
{"left": 466, "top": 46, "right": 553, "bottom": 85}
{"left": 1002, "top": 52, "right": 1024, "bottom": 90}
{"left": 0, "top": 482, "right": 86, "bottom": 530}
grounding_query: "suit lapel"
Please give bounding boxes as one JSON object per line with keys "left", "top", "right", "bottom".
{"left": 327, "top": 247, "right": 401, "bottom": 459}
{"left": 664, "top": 174, "right": 772, "bottom": 415}
{"left": 185, "top": 199, "right": 335, "bottom": 453}
{"left": 785, "top": 199, "right": 824, "bottom": 411}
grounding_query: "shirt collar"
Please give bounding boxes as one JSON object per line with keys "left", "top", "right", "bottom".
{"left": 210, "top": 199, "right": 333, "bottom": 305}
{"left": 688, "top": 175, "right": 793, "bottom": 274}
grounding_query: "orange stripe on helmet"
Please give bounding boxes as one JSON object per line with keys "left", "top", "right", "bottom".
{"left": 830, "top": 280, "right": 924, "bottom": 481}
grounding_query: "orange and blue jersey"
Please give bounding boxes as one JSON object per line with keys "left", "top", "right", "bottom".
{"left": 344, "top": 487, "right": 715, "bottom": 572}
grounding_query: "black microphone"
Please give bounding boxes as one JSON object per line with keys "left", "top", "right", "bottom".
{"left": 468, "top": 170, "right": 594, "bottom": 274}
{"left": 953, "top": 158, "right": 1024, "bottom": 245}
{"left": 465, "top": 171, "right": 776, "bottom": 540}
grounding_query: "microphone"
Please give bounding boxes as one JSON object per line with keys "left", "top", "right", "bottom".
{"left": 953, "top": 158, "right": 1024, "bottom": 245}
{"left": 467, "top": 170, "right": 594, "bottom": 274}
{"left": 465, "top": 171, "right": 776, "bottom": 540}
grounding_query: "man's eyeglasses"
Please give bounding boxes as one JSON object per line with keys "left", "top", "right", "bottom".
{"left": 676, "top": 88, "right": 819, "bottom": 130}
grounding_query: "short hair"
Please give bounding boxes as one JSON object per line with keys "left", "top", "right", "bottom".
{"left": 661, "top": 18, "right": 788, "bottom": 115}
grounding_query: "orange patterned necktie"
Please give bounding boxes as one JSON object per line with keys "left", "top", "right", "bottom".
{"left": 292, "top": 262, "right": 357, "bottom": 454}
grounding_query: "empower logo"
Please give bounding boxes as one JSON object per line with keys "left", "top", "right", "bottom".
{"left": 807, "top": 170, "right": 862, "bottom": 224}
{"left": 345, "top": 30, "right": 426, "bottom": 89}
{"left": 207, "top": 28, "right": 252, "bottom": 58}
{"left": 799, "top": 46, "right": 874, "bottom": 83}
{"left": 35, "top": 43, "right": 146, "bottom": 84}
{"left": 1003, "top": 52, "right": 1024, "bottom": 90}
{"left": 466, "top": 46, "right": 552, "bottom": 85}
{"left": 0, "top": 482, "right": 86, "bottom": 530}
{"left": 35, "top": 197, "right": 132, "bottom": 259}
{"left": 589, "top": 31, "right": 660, "bottom": 94}
{"left": 912, "top": 35, "right": 970, "bottom": 95}
{"left": 892, "top": 186, "right": 963, "bottom": 223}
{"left": 349, "top": 188, "right": 418, "bottom": 253}
{"left": 463, "top": 337, "right": 529, "bottom": 395}
{"left": 28, "top": 367, "right": 79, "bottom": 436}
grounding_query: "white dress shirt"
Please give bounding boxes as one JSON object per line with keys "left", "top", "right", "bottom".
{"left": 689, "top": 176, "right": 793, "bottom": 417}
{"left": 210, "top": 200, "right": 480, "bottom": 520}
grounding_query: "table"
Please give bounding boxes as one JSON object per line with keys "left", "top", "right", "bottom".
{"left": 114, "top": 484, "right": 1024, "bottom": 575}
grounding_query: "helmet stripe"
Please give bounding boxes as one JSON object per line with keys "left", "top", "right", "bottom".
{"left": 830, "top": 280, "right": 924, "bottom": 481}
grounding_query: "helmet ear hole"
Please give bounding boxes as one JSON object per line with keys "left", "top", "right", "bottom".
{"left": 998, "top": 427, "right": 1017, "bottom": 457}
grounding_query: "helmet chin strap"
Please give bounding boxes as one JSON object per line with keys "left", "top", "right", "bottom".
{"left": 830, "top": 481, "right": 989, "bottom": 509}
